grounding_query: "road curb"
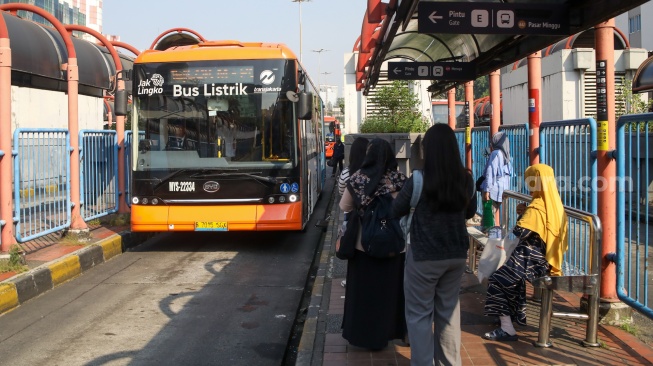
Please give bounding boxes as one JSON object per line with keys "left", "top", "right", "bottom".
{"left": 296, "top": 188, "right": 338, "bottom": 365}
{"left": 0, "top": 230, "right": 144, "bottom": 316}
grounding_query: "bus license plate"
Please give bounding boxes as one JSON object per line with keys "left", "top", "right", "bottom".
{"left": 195, "top": 221, "right": 228, "bottom": 231}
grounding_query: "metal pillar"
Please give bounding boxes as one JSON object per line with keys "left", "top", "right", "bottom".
{"left": 465, "top": 81, "right": 474, "bottom": 170}
{"left": 595, "top": 19, "right": 618, "bottom": 301}
{"left": 447, "top": 88, "right": 456, "bottom": 129}
{"left": 527, "top": 51, "right": 542, "bottom": 165}
{"left": 490, "top": 70, "right": 500, "bottom": 136}
{"left": 0, "top": 17, "right": 16, "bottom": 251}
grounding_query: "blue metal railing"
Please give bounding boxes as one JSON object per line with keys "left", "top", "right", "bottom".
{"left": 499, "top": 123, "right": 529, "bottom": 194}
{"left": 80, "top": 130, "right": 118, "bottom": 220}
{"left": 13, "top": 129, "right": 71, "bottom": 242}
{"left": 471, "top": 126, "right": 490, "bottom": 214}
{"left": 616, "top": 112, "right": 653, "bottom": 320}
{"left": 454, "top": 128, "right": 466, "bottom": 166}
{"left": 540, "top": 118, "right": 597, "bottom": 214}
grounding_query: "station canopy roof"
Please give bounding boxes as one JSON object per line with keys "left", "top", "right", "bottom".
{"left": 359, "top": 0, "right": 650, "bottom": 95}
{"left": 2, "top": 12, "right": 134, "bottom": 98}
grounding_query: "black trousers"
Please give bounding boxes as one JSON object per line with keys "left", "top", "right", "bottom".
{"left": 332, "top": 158, "right": 343, "bottom": 176}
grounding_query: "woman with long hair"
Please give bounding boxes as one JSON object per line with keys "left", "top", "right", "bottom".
{"left": 393, "top": 124, "right": 476, "bottom": 365}
{"left": 339, "top": 138, "right": 407, "bottom": 350}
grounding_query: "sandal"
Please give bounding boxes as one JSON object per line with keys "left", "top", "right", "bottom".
{"left": 483, "top": 328, "right": 518, "bottom": 341}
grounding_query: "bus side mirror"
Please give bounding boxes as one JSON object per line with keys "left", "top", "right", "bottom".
{"left": 298, "top": 92, "right": 313, "bottom": 120}
{"left": 114, "top": 89, "right": 128, "bottom": 116}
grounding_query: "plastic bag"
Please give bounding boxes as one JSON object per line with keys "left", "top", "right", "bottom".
{"left": 481, "top": 200, "right": 495, "bottom": 229}
{"left": 477, "top": 234, "right": 519, "bottom": 284}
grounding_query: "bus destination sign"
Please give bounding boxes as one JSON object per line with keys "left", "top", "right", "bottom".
{"left": 418, "top": 2, "right": 569, "bottom": 35}
{"left": 387, "top": 62, "right": 475, "bottom": 81}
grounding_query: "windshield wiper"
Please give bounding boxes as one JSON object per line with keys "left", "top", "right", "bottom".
{"left": 150, "top": 169, "right": 190, "bottom": 191}
{"left": 190, "top": 172, "right": 278, "bottom": 185}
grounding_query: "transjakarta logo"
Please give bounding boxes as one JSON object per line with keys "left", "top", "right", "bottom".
{"left": 172, "top": 83, "right": 248, "bottom": 97}
{"left": 137, "top": 73, "right": 164, "bottom": 96}
{"left": 260, "top": 70, "right": 275, "bottom": 85}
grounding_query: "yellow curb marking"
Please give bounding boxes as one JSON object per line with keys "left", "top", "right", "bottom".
{"left": 0, "top": 283, "right": 19, "bottom": 314}
{"left": 49, "top": 256, "right": 81, "bottom": 286}
{"left": 99, "top": 236, "right": 122, "bottom": 260}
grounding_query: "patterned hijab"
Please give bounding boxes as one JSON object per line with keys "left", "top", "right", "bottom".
{"left": 347, "top": 138, "right": 406, "bottom": 208}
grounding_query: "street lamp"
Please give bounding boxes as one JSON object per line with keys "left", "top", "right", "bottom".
{"left": 312, "top": 48, "right": 329, "bottom": 83}
{"left": 321, "top": 72, "right": 332, "bottom": 112}
{"left": 291, "top": 0, "right": 311, "bottom": 62}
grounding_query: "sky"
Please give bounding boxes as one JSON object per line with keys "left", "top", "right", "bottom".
{"left": 102, "top": 0, "right": 368, "bottom": 96}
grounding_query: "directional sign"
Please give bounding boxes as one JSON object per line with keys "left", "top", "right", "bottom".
{"left": 418, "top": 2, "right": 569, "bottom": 35}
{"left": 387, "top": 62, "right": 475, "bottom": 81}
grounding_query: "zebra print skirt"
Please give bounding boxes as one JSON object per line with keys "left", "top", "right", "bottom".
{"left": 483, "top": 227, "right": 550, "bottom": 326}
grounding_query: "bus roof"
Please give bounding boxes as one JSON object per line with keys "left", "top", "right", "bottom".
{"left": 135, "top": 40, "right": 299, "bottom": 64}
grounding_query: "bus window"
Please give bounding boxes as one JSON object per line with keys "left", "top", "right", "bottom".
{"left": 133, "top": 59, "right": 297, "bottom": 169}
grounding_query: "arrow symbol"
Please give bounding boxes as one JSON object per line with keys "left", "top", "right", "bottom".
{"left": 393, "top": 67, "right": 401, "bottom": 74}
{"left": 429, "top": 11, "right": 443, "bottom": 23}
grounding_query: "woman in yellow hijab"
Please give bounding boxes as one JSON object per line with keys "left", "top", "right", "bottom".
{"left": 483, "top": 164, "right": 568, "bottom": 341}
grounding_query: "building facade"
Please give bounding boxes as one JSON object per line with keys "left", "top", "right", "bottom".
{"left": 0, "top": 0, "right": 102, "bottom": 42}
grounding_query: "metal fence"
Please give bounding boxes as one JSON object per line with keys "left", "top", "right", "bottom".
{"left": 80, "top": 130, "right": 118, "bottom": 220}
{"left": 503, "top": 190, "right": 602, "bottom": 347}
{"left": 471, "top": 126, "right": 490, "bottom": 214}
{"left": 616, "top": 112, "right": 653, "bottom": 320}
{"left": 539, "top": 118, "right": 597, "bottom": 214}
{"left": 499, "top": 123, "right": 529, "bottom": 194}
{"left": 454, "top": 128, "right": 466, "bottom": 166}
{"left": 13, "top": 129, "right": 71, "bottom": 242}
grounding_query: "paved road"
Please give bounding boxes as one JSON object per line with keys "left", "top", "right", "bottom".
{"left": 0, "top": 194, "right": 331, "bottom": 366}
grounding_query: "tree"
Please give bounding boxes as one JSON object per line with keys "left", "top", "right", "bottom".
{"left": 337, "top": 97, "right": 345, "bottom": 115}
{"left": 360, "top": 81, "right": 429, "bottom": 133}
{"left": 615, "top": 77, "right": 651, "bottom": 119}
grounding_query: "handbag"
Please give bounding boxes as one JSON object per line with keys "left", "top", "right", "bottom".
{"left": 477, "top": 233, "right": 519, "bottom": 284}
{"left": 335, "top": 213, "right": 359, "bottom": 260}
{"left": 400, "top": 170, "right": 423, "bottom": 245}
{"left": 327, "top": 158, "right": 334, "bottom": 167}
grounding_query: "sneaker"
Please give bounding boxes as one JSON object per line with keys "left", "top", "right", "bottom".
{"left": 331, "top": 174, "right": 336, "bottom": 177}
{"left": 341, "top": 280, "right": 346, "bottom": 287}
{"left": 483, "top": 328, "right": 518, "bottom": 341}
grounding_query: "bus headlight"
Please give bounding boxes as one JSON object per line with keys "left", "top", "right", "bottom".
{"left": 152, "top": 198, "right": 159, "bottom": 205}
{"left": 289, "top": 195, "right": 298, "bottom": 203}
{"left": 268, "top": 197, "right": 275, "bottom": 204}
{"left": 142, "top": 198, "right": 149, "bottom": 204}
{"left": 278, "top": 196, "right": 286, "bottom": 203}
{"left": 132, "top": 197, "right": 139, "bottom": 204}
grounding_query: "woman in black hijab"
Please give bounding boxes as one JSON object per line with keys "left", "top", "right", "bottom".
{"left": 338, "top": 138, "right": 407, "bottom": 350}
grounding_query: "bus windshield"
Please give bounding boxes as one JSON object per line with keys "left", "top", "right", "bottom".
{"left": 132, "top": 59, "right": 297, "bottom": 171}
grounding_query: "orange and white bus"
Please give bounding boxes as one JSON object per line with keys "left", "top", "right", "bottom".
{"left": 129, "top": 34, "right": 326, "bottom": 232}
{"left": 323, "top": 116, "right": 340, "bottom": 158}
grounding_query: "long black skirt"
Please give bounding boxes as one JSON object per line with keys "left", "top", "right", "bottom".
{"left": 342, "top": 249, "right": 406, "bottom": 349}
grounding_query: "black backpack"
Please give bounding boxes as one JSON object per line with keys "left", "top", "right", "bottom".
{"left": 359, "top": 193, "right": 405, "bottom": 258}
